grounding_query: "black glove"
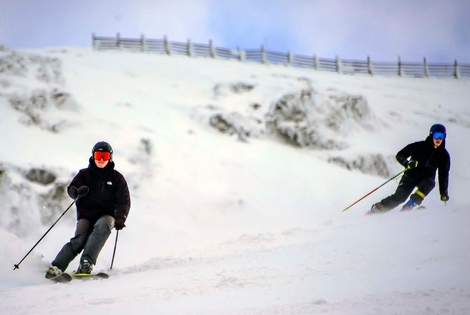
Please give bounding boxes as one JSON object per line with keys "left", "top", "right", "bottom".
{"left": 440, "top": 192, "right": 449, "bottom": 202}
{"left": 114, "top": 217, "right": 126, "bottom": 230}
{"left": 69, "top": 185, "right": 89, "bottom": 199}
{"left": 405, "top": 160, "right": 418, "bottom": 170}
{"left": 76, "top": 186, "right": 89, "bottom": 198}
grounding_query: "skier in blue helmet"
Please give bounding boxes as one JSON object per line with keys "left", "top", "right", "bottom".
{"left": 368, "top": 124, "right": 451, "bottom": 214}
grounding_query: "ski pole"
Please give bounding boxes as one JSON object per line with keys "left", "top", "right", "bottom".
{"left": 13, "top": 200, "right": 76, "bottom": 270}
{"left": 110, "top": 230, "right": 119, "bottom": 270}
{"left": 342, "top": 169, "right": 406, "bottom": 212}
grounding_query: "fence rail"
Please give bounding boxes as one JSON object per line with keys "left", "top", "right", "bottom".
{"left": 92, "top": 34, "right": 470, "bottom": 79}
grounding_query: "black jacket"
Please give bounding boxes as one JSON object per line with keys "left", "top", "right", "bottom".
{"left": 67, "top": 158, "right": 131, "bottom": 223}
{"left": 396, "top": 135, "right": 451, "bottom": 195}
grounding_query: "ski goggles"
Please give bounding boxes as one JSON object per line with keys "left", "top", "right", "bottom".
{"left": 93, "top": 151, "right": 111, "bottom": 161}
{"left": 432, "top": 132, "right": 446, "bottom": 140}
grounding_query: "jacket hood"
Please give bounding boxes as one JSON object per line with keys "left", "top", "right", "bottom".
{"left": 425, "top": 135, "right": 446, "bottom": 149}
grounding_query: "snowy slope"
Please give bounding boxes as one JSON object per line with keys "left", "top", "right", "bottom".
{"left": 1, "top": 47, "right": 469, "bottom": 314}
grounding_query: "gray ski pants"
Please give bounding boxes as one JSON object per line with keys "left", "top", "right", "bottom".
{"left": 52, "top": 215, "right": 114, "bottom": 272}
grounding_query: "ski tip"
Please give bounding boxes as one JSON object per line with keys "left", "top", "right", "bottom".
{"left": 96, "top": 272, "right": 110, "bottom": 279}
{"left": 49, "top": 273, "right": 73, "bottom": 283}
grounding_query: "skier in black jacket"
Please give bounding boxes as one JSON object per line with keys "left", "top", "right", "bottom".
{"left": 45, "top": 141, "right": 131, "bottom": 278}
{"left": 369, "top": 124, "right": 450, "bottom": 214}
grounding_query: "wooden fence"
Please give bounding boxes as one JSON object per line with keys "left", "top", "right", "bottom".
{"left": 92, "top": 34, "right": 470, "bottom": 79}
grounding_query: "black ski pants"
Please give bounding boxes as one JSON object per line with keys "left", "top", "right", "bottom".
{"left": 378, "top": 174, "right": 435, "bottom": 211}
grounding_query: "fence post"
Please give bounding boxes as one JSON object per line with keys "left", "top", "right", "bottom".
{"left": 398, "top": 56, "right": 403, "bottom": 77}
{"left": 238, "top": 47, "right": 245, "bottom": 62}
{"left": 164, "top": 35, "right": 171, "bottom": 55}
{"left": 367, "top": 55, "right": 372, "bottom": 75}
{"left": 287, "top": 51, "right": 293, "bottom": 66}
{"left": 140, "top": 34, "right": 146, "bottom": 52}
{"left": 261, "top": 45, "right": 268, "bottom": 65}
{"left": 423, "top": 57, "right": 429, "bottom": 77}
{"left": 92, "top": 33, "right": 98, "bottom": 50}
{"left": 454, "top": 60, "right": 460, "bottom": 79}
{"left": 209, "top": 40, "right": 216, "bottom": 58}
{"left": 335, "top": 56, "right": 341, "bottom": 73}
{"left": 116, "top": 33, "right": 121, "bottom": 50}
{"left": 313, "top": 55, "right": 318, "bottom": 70}
{"left": 187, "top": 39, "right": 193, "bottom": 57}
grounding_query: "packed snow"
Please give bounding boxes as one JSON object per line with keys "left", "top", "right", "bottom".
{"left": 1, "top": 47, "right": 469, "bottom": 314}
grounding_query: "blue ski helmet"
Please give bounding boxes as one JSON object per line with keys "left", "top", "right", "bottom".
{"left": 429, "top": 124, "right": 446, "bottom": 140}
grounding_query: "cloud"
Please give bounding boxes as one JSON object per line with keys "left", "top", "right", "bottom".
{"left": 220, "top": 0, "right": 469, "bottom": 62}
{"left": 100, "top": 0, "right": 215, "bottom": 42}
{"left": 282, "top": 0, "right": 470, "bottom": 61}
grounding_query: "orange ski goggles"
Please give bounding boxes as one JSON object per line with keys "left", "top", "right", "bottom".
{"left": 93, "top": 151, "right": 111, "bottom": 161}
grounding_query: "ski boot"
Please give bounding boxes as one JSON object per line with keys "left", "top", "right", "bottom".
{"left": 365, "top": 203, "right": 381, "bottom": 216}
{"left": 45, "top": 265, "right": 63, "bottom": 279}
{"left": 400, "top": 199, "right": 417, "bottom": 211}
{"left": 76, "top": 259, "right": 93, "bottom": 275}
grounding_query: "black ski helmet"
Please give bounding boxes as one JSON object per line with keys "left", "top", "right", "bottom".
{"left": 429, "top": 124, "right": 446, "bottom": 136}
{"left": 92, "top": 141, "right": 113, "bottom": 160}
